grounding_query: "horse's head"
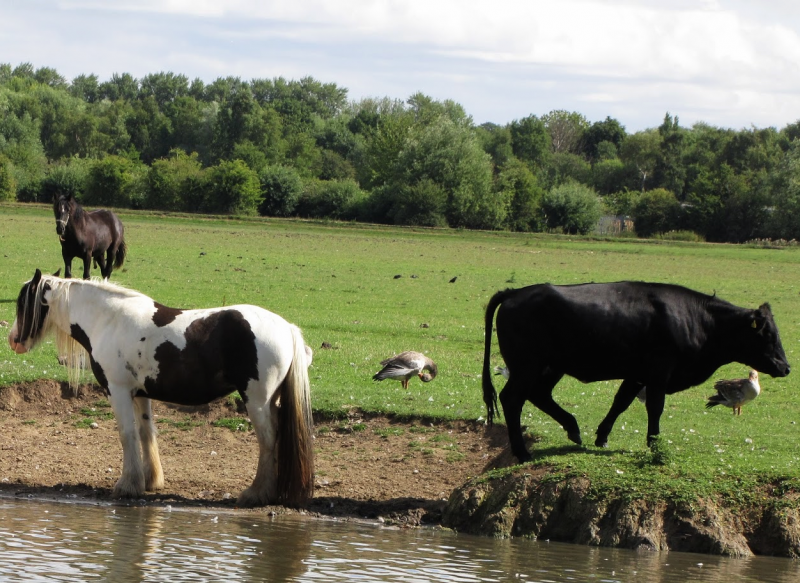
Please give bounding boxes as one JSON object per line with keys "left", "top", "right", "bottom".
{"left": 53, "top": 193, "right": 74, "bottom": 241}
{"left": 8, "top": 269, "right": 53, "bottom": 354}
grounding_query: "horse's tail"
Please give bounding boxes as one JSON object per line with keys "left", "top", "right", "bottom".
{"left": 114, "top": 238, "right": 127, "bottom": 269}
{"left": 482, "top": 288, "right": 516, "bottom": 425}
{"left": 275, "top": 324, "right": 315, "bottom": 506}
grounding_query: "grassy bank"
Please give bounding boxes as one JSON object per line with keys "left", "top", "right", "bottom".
{"left": 2, "top": 202, "right": 799, "bottom": 506}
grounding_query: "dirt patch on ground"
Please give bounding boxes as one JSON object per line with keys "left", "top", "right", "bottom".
{"left": 0, "top": 380, "right": 508, "bottom": 526}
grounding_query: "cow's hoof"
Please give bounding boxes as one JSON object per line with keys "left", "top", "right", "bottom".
{"left": 567, "top": 432, "right": 582, "bottom": 445}
{"left": 515, "top": 451, "right": 532, "bottom": 464}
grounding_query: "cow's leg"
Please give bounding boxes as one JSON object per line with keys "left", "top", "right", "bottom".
{"left": 108, "top": 388, "right": 145, "bottom": 497}
{"left": 238, "top": 387, "right": 279, "bottom": 507}
{"left": 644, "top": 388, "right": 666, "bottom": 447}
{"left": 595, "top": 379, "right": 645, "bottom": 447}
{"left": 133, "top": 397, "right": 164, "bottom": 491}
{"left": 499, "top": 377, "right": 532, "bottom": 462}
{"left": 526, "top": 371, "right": 581, "bottom": 445}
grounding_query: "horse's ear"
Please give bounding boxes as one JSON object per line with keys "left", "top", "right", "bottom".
{"left": 31, "top": 269, "right": 42, "bottom": 288}
{"left": 52, "top": 268, "right": 61, "bottom": 277}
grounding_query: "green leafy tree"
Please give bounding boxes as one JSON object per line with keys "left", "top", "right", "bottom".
{"left": 620, "top": 129, "right": 661, "bottom": 191}
{"left": 584, "top": 116, "right": 626, "bottom": 161}
{"left": 395, "top": 117, "right": 504, "bottom": 229}
{"left": 0, "top": 155, "right": 16, "bottom": 201}
{"left": 509, "top": 114, "right": 550, "bottom": 169}
{"left": 540, "top": 181, "right": 602, "bottom": 235}
{"left": 763, "top": 143, "right": 800, "bottom": 239}
{"left": 541, "top": 110, "right": 589, "bottom": 154}
{"left": 496, "top": 159, "right": 543, "bottom": 231}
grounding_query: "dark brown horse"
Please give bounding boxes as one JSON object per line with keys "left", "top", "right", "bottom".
{"left": 54, "top": 193, "right": 127, "bottom": 279}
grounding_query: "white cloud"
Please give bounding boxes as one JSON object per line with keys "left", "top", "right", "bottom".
{"left": 3, "top": 1, "right": 800, "bottom": 130}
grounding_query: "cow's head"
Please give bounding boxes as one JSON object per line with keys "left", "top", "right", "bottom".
{"left": 742, "top": 303, "right": 791, "bottom": 378}
{"left": 7, "top": 269, "right": 53, "bottom": 355}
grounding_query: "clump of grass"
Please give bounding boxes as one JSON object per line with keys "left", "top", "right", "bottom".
{"left": 374, "top": 427, "right": 404, "bottom": 438}
{"left": 157, "top": 417, "right": 204, "bottom": 431}
{"left": 212, "top": 418, "right": 252, "bottom": 432}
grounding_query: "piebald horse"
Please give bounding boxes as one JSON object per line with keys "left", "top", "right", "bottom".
{"left": 8, "top": 270, "right": 314, "bottom": 507}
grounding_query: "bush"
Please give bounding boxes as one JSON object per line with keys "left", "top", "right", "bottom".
{"left": 258, "top": 165, "right": 303, "bottom": 217}
{"left": 631, "top": 188, "right": 681, "bottom": 238}
{"left": 296, "top": 179, "right": 365, "bottom": 220}
{"left": 540, "top": 181, "right": 602, "bottom": 235}
{"left": 653, "top": 230, "right": 705, "bottom": 242}
{"left": 41, "top": 159, "right": 89, "bottom": 203}
{"left": 389, "top": 179, "right": 448, "bottom": 227}
{"left": 204, "top": 159, "right": 261, "bottom": 215}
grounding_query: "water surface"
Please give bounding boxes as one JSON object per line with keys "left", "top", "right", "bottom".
{"left": 0, "top": 498, "right": 798, "bottom": 582}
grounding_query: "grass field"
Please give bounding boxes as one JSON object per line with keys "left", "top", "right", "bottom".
{"left": 2, "top": 202, "right": 799, "bottom": 503}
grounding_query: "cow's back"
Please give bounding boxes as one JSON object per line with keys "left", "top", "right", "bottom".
{"left": 495, "top": 282, "right": 715, "bottom": 384}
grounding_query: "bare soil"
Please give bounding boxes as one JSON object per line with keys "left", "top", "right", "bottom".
{"left": 0, "top": 380, "right": 508, "bottom": 526}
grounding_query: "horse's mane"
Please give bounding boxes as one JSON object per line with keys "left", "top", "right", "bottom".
{"left": 36, "top": 275, "right": 150, "bottom": 389}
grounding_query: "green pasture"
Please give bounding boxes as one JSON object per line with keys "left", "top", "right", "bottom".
{"left": 2, "top": 203, "right": 800, "bottom": 504}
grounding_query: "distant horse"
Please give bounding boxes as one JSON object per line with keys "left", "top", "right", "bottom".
{"left": 53, "top": 193, "right": 127, "bottom": 279}
{"left": 8, "top": 269, "right": 315, "bottom": 507}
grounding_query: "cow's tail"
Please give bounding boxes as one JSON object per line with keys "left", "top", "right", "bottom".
{"left": 483, "top": 288, "right": 516, "bottom": 425}
{"left": 114, "top": 238, "right": 127, "bottom": 269}
{"left": 275, "top": 324, "right": 315, "bottom": 507}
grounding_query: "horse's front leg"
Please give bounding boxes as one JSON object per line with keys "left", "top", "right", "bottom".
{"left": 238, "top": 387, "right": 279, "bottom": 507}
{"left": 134, "top": 397, "right": 164, "bottom": 491}
{"left": 108, "top": 387, "right": 145, "bottom": 498}
{"left": 62, "top": 252, "right": 73, "bottom": 279}
{"left": 81, "top": 253, "right": 92, "bottom": 280}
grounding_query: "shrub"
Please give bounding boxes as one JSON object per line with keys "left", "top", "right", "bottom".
{"left": 258, "top": 164, "right": 303, "bottom": 217}
{"left": 540, "top": 181, "right": 602, "bottom": 235}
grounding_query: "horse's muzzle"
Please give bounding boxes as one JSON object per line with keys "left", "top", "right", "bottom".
{"left": 7, "top": 327, "right": 28, "bottom": 355}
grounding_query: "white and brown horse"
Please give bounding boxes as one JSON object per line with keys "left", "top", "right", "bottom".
{"left": 8, "top": 269, "right": 314, "bottom": 507}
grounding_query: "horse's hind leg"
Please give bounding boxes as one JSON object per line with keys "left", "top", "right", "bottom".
{"left": 97, "top": 252, "right": 110, "bottom": 279}
{"left": 237, "top": 386, "right": 279, "bottom": 507}
{"left": 134, "top": 397, "right": 164, "bottom": 491}
{"left": 108, "top": 387, "right": 145, "bottom": 497}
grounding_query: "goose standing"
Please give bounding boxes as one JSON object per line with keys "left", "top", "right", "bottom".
{"left": 706, "top": 370, "right": 761, "bottom": 415}
{"left": 373, "top": 351, "right": 438, "bottom": 389}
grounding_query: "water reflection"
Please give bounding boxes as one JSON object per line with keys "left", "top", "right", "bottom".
{"left": 0, "top": 498, "right": 798, "bottom": 582}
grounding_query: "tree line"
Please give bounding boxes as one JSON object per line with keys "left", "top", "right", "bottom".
{"left": 1, "top": 62, "right": 799, "bottom": 242}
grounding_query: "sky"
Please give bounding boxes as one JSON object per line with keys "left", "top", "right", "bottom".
{"left": 3, "top": 0, "right": 800, "bottom": 133}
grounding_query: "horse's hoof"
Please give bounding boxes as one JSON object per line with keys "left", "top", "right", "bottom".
{"left": 567, "top": 432, "right": 582, "bottom": 445}
{"left": 595, "top": 439, "right": 608, "bottom": 448}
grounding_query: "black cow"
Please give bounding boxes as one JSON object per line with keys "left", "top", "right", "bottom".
{"left": 482, "top": 281, "right": 791, "bottom": 462}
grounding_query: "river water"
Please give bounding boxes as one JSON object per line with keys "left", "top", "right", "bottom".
{"left": 0, "top": 498, "right": 798, "bottom": 582}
